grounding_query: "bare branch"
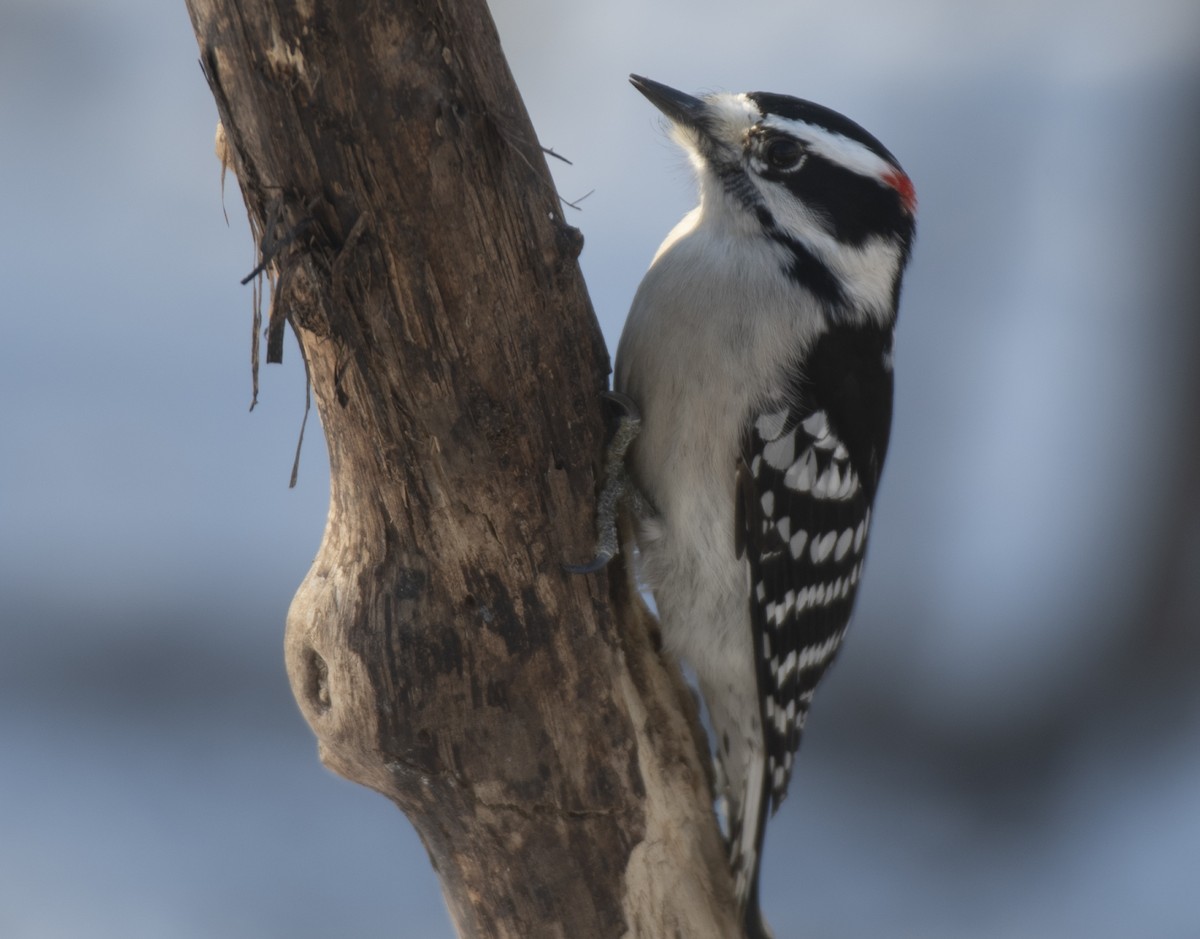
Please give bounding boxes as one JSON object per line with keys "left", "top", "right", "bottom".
{"left": 185, "top": 1, "right": 739, "bottom": 936}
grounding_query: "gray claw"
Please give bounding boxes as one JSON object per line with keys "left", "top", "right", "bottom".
{"left": 562, "top": 550, "right": 616, "bottom": 575}
{"left": 601, "top": 390, "right": 641, "bottom": 423}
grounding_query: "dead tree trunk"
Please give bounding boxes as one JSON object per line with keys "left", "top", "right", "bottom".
{"left": 185, "top": 2, "right": 739, "bottom": 936}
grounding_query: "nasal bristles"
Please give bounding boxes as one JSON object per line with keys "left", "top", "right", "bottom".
{"left": 883, "top": 169, "right": 917, "bottom": 216}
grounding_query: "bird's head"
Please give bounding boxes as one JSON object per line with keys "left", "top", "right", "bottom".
{"left": 631, "top": 75, "right": 916, "bottom": 320}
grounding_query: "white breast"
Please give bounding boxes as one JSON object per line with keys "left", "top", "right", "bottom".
{"left": 613, "top": 209, "right": 826, "bottom": 681}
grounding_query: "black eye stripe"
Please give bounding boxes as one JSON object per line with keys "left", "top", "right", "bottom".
{"left": 775, "top": 157, "right": 915, "bottom": 246}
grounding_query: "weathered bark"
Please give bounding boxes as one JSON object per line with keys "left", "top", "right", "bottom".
{"left": 185, "top": 2, "right": 740, "bottom": 936}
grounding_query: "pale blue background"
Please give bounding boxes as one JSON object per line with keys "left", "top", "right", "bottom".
{"left": 2, "top": 1, "right": 1199, "bottom": 936}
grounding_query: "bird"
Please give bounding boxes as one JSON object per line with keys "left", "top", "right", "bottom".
{"left": 607, "top": 75, "right": 916, "bottom": 937}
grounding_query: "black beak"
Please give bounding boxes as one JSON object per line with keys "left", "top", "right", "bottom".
{"left": 629, "top": 75, "right": 708, "bottom": 131}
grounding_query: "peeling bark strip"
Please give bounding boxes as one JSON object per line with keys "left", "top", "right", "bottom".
{"left": 184, "top": 2, "right": 740, "bottom": 936}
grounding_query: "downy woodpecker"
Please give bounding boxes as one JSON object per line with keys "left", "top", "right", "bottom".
{"left": 576, "top": 76, "right": 916, "bottom": 937}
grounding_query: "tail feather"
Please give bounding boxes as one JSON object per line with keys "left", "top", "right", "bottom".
{"left": 728, "top": 751, "right": 765, "bottom": 908}
{"left": 734, "top": 753, "right": 775, "bottom": 939}
{"left": 702, "top": 672, "right": 775, "bottom": 937}
{"left": 744, "top": 889, "right": 775, "bottom": 939}
{"left": 716, "top": 710, "right": 775, "bottom": 938}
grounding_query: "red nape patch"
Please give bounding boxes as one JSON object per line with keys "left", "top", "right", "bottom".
{"left": 883, "top": 170, "right": 917, "bottom": 215}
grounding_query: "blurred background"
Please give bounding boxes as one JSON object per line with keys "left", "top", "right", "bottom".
{"left": 2, "top": 0, "right": 1198, "bottom": 936}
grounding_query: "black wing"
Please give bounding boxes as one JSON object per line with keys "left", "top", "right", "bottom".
{"left": 739, "top": 322, "right": 894, "bottom": 812}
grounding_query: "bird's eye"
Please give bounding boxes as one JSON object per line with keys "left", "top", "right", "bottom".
{"left": 764, "top": 137, "right": 805, "bottom": 170}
